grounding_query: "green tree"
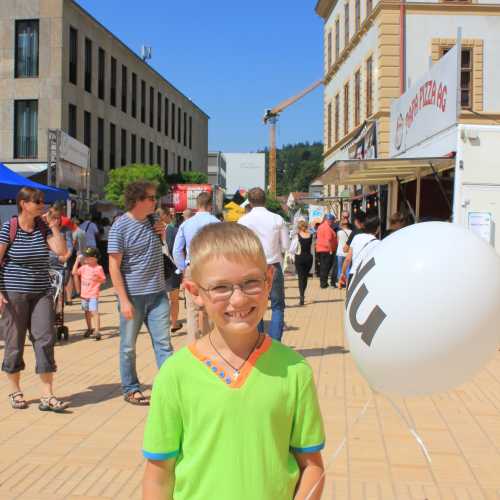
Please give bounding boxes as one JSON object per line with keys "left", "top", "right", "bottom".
{"left": 266, "top": 194, "right": 288, "bottom": 220}
{"left": 165, "top": 170, "right": 208, "bottom": 185}
{"left": 104, "top": 164, "right": 167, "bottom": 208}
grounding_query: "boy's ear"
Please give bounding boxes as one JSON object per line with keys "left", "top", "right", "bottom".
{"left": 183, "top": 279, "right": 205, "bottom": 307}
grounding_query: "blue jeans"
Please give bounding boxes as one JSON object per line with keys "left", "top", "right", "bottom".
{"left": 119, "top": 291, "right": 172, "bottom": 395}
{"left": 258, "top": 263, "right": 285, "bottom": 342}
{"left": 337, "top": 255, "right": 350, "bottom": 282}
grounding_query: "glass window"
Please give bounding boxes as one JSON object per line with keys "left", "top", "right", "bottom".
{"left": 367, "top": 0, "right": 372, "bottom": 16}
{"left": 141, "top": 80, "right": 146, "bottom": 123}
{"left": 85, "top": 38, "right": 92, "bottom": 93}
{"left": 171, "top": 102, "right": 176, "bottom": 138}
{"left": 164, "top": 148, "right": 169, "bottom": 173}
{"left": 109, "top": 123, "right": 116, "bottom": 169}
{"left": 98, "top": 48, "right": 105, "bottom": 100}
{"left": 183, "top": 112, "right": 187, "bottom": 146}
{"left": 121, "top": 129, "right": 127, "bottom": 166}
{"left": 189, "top": 116, "right": 192, "bottom": 149}
{"left": 15, "top": 20, "right": 39, "bottom": 78}
{"left": 366, "top": 56, "right": 373, "bottom": 117}
{"left": 131, "top": 133, "right": 137, "bottom": 163}
{"left": 183, "top": 158, "right": 187, "bottom": 171}
{"left": 335, "top": 94, "right": 340, "bottom": 143}
{"left": 121, "top": 65, "right": 128, "bottom": 113}
{"left": 149, "top": 141, "right": 154, "bottom": 164}
{"left": 177, "top": 155, "right": 181, "bottom": 174}
{"left": 110, "top": 57, "right": 117, "bottom": 107}
{"left": 335, "top": 19, "right": 340, "bottom": 60}
{"left": 354, "top": 70, "right": 361, "bottom": 126}
{"left": 164, "top": 97, "right": 169, "bottom": 136}
{"left": 157, "top": 145, "right": 161, "bottom": 165}
{"left": 441, "top": 46, "right": 473, "bottom": 109}
{"left": 355, "top": 0, "right": 361, "bottom": 32}
{"left": 327, "top": 31, "right": 332, "bottom": 69}
{"left": 68, "top": 103, "right": 77, "bottom": 138}
{"left": 344, "top": 3, "right": 350, "bottom": 47}
{"left": 189, "top": 160, "right": 192, "bottom": 171}
{"left": 14, "top": 100, "right": 38, "bottom": 159}
{"left": 177, "top": 107, "right": 181, "bottom": 143}
{"left": 140, "top": 137, "right": 145, "bottom": 163}
{"left": 132, "top": 73, "right": 137, "bottom": 118}
{"left": 149, "top": 86, "right": 154, "bottom": 128}
{"left": 97, "top": 117, "right": 104, "bottom": 170}
{"left": 69, "top": 27, "right": 78, "bottom": 84}
{"left": 344, "top": 82, "right": 350, "bottom": 135}
{"left": 327, "top": 102, "right": 332, "bottom": 149}
{"left": 157, "top": 92, "right": 162, "bottom": 132}
{"left": 84, "top": 111, "right": 91, "bottom": 147}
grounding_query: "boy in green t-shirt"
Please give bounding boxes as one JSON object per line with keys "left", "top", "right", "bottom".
{"left": 142, "top": 223, "right": 325, "bottom": 500}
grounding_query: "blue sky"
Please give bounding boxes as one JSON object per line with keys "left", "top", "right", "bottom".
{"left": 77, "top": 0, "right": 324, "bottom": 152}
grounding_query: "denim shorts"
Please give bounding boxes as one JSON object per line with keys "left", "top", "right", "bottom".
{"left": 81, "top": 297, "right": 99, "bottom": 312}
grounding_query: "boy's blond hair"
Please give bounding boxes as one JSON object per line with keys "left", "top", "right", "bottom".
{"left": 189, "top": 223, "right": 267, "bottom": 281}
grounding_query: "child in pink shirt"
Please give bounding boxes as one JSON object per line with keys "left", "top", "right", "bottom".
{"left": 72, "top": 247, "right": 106, "bottom": 340}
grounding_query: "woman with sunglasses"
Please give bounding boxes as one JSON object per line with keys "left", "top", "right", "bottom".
{"left": 0, "top": 187, "right": 69, "bottom": 412}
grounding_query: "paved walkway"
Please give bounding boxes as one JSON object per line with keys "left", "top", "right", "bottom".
{"left": 1, "top": 276, "right": 500, "bottom": 499}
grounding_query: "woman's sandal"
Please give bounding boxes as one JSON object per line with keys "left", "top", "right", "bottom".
{"left": 38, "top": 395, "right": 69, "bottom": 413}
{"left": 171, "top": 323, "right": 183, "bottom": 333}
{"left": 124, "top": 391, "right": 149, "bottom": 406}
{"left": 8, "top": 391, "right": 28, "bottom": 410}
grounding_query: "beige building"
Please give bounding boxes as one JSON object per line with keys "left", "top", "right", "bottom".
{"left": 315, "top": 0, "right": 500, "bottom": 219}
{"left": 0, "top": 0, "right": 209, "bottom": 197}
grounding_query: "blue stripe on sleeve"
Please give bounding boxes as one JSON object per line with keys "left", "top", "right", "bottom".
{"left": 290, "top": 442, "right": 325, "bottom": 453}
{"left": 142, "top": 449, "right": 179, "bottom": 460}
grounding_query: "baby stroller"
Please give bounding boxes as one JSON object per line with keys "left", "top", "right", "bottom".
{"left": 49, "top": 268, "right": 69, "bottom": 341}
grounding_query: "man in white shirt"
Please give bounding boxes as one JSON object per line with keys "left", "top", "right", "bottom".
{"left": 239, "top": 188, "right": 289, "bottom": 341}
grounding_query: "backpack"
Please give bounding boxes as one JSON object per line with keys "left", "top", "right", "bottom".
{"left": 0, "top": 216, "right": 49, "bottom": 266}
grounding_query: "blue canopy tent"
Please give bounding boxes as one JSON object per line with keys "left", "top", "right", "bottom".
{"left": 0, "top": 163, "right": 68, "bottom": 203}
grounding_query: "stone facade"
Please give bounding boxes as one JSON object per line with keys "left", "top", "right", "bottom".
{"left": 0, "top": 0, "right": 209, "bottom": 196}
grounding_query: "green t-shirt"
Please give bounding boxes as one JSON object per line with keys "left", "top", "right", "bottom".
{"left": 143, "top": 335, "right": 325, "bottom": 500}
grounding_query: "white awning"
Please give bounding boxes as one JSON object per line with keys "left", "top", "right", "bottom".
{"left": 4, "top": 163, "right": 47, "bottom": 178}
{"left": 313, "top": 157, "right": 455, "bottom": 186}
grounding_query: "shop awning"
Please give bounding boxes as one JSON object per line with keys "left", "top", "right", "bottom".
{"left": 313, "top": 157, "right": 455, "bottom": 186}
{"left": 4, "top": 162, "right": 47, "bottom": 178}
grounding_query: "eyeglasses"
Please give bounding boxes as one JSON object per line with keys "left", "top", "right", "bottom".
{"left": 199, "top": 276, "right": 267, "bottom": 302}
{"left": 142, "top": 195, "right": 157, "bottom": 202}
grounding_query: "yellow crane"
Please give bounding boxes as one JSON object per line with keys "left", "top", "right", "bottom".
{"left": 263, "top": 79, "right": 323, "bottom": 196}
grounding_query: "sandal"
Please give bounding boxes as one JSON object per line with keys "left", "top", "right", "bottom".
{"left": 8, "top": 391, "right": 28, "bottom": 410}
{"left": 84, "top": 328, "right": 94, "bottom": 338}
{"left": 171, "top": 323, "right": 183, "bottom": 333}
{"left": 38, "top": 395, "right": 69, "bottom": 413}
{"left": 124, "top": 391, "right": 149, "bottom": 406}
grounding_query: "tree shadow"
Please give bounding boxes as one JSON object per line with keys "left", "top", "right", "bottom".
{"left": 296, "top": 345, "right": 350, "bottom": 358}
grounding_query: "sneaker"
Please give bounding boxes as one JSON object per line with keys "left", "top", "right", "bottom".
{"left": 95, "top": 332, "right": 102, "bottom": 341}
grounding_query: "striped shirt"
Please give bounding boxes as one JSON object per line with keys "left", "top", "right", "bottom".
{"left": 0, "top": 220, "right": 53, "bottom": 293}
{"left": 108, "top": 213, "right": 165, "bottom": 296}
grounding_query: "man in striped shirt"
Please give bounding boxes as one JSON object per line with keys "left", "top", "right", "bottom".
{"left": 108, "top": 181, "right": 172, "bottom": 406}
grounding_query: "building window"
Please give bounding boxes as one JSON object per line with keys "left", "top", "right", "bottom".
{"left": 131, "top": 73, "right": 137, "bottom": 118}
{"left": 98, "top": 48, "right": 105, "bottom": 100}
{"left": 121, "top": 65, "right": 128, "bottom": 113}
{"left": 335, "top": 19, "right": 340, "bottom": 60}
{"left": 344, "top": 3, "right": 350, "bottom": 47}
{"left": 84, "top": 38, "right": 92, "bottom": 93}
{"left": 327, "top": 102, "right": 332, "bottom": 149}
{"left": 157, "top": 145, "right": 161, "bottom": 166}
{"left": 189, "top": 160, "right": 192, "bottom": 171}
{"left": 68, "top": 103, "right": 77, "bottom": 138}
{"left": 121, "top": 129, "right": 127, "bottom": 166}
{"left": 131, "top": 133, "right": 137, "bottom": 163}
{"left": 149, "top": 141, "right": 154, "bottom": 164}
{"left": 164, "top": 149, "right": 169, "bottom": 173}
{"left": 355, "top": 0, "right": 361, "bottom": 32}
{"left": 327, "top": 31, "right": 332, "bottom": 69}
{"left": 354, "top": 70, "right": 361, "bottom": 126}
{"left": 14, "top": 100, "right": 38, "bottom": 159}
{"left": 441, "top": 46, "right": 473, "bottom": 109}
{"left": 183, "top": 112, "right": 187, "bottom": 146}
{"left": 366, "top": 56, "right": 373, "bottom": 117}
{"left": 344, "top": 82, "right": 350, "bottom": 135}
{"left": 157, "top": 92, "right": 162, "bottom": 132}
{"left": 15, "top": 20, "right": 39, "bottom": 78}
{"left": 367, "top": 0, "right": 373, "bottom": 16}
{"left": 141, "top": 80, "right": 146, "bottom": 123}
{"left": 109, "top": 123, "right": 116, "bottom": 169}
{"left": 140, "top": 137, "right": 145, "bottom": 163}
{"left": 335, "top": 94, "right": 340, "bottom": 143}
{"left": 164, "top": 97, "right": 169, "bottom": 136}
{"left": 189, "top": 116, "right": 192, "bottom": 149}
{"left": 149, "top": 87, "right": 154, "bottom": 128}
{"left": 183, "top": 158, "right": 187, "bottom": 171}
{"left": 171, "top": 102, "right": 176, "bottom": 138}
{"left": 84, "top": 111, "right": 91, "bottom": 147}
{"left": 69, "top": 27, "right": 78, "bottom": 85}
{"left": 97, "top": 117, "right": 104, "bottom": 170}
{"left": 110, "top": 57, "right": 117, "bottom": 107}
{"left": 177, "top": 155, "right": 181, "bottom": 173}
{"left": 177, "top": 107, "right": 181, "bottom": 143}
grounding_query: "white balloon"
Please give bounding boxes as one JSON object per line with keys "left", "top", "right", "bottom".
{"left": 344, "top": 221, "right": 500, "bottom": 396}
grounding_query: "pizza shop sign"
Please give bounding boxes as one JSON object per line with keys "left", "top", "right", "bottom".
{"left": 390, "top": 44, "right": 459, "bottom": 157}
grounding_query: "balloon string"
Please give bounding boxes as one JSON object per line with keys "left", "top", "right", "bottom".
{"left": 381, "top": 392, "right": 432, "bottom": 464}
{"left": 304, "top": 394, "right": 373, "bottom": 500}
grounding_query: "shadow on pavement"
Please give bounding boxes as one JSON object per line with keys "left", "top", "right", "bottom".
{"left": 68, "top": 383, "right": 152, "bottom": 408}
{"left": 296, "top": 345, "right": 349, "bottom": 358}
